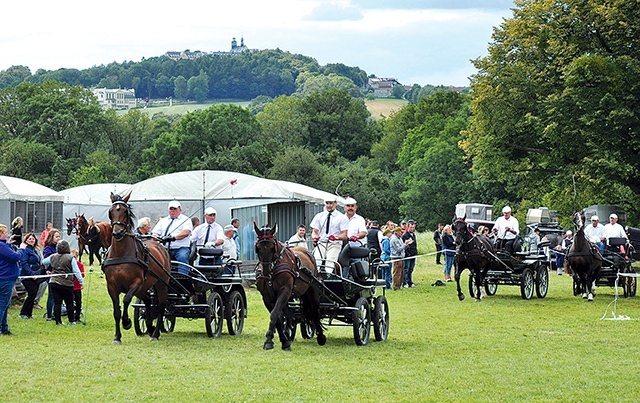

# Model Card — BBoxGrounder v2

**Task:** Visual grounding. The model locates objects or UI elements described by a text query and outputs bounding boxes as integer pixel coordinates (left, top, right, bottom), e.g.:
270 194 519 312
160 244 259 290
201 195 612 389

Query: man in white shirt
603 213 627 251
190 207 224 265
310 196 348 273
152 200 193 265
584 215 605 254
221 225 238 260
343 197 367 247
492 205 520 253
287 225 308 250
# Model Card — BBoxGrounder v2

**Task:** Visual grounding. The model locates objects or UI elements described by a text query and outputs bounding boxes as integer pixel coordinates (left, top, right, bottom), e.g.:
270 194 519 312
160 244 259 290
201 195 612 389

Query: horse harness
255 234 309 288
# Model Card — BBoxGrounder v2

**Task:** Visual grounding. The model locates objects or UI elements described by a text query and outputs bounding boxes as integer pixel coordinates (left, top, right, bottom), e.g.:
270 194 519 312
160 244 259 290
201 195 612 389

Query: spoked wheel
225 290 245 336
163 316 176 333
468 274 476 297
352 296 371 346
485 281 498 296
133 298 174 335
300 318 315 339
372 295 389 342
520 268 534 300
282 315 297 341
629 270 637 297
205 291 223 338
535 262 549 298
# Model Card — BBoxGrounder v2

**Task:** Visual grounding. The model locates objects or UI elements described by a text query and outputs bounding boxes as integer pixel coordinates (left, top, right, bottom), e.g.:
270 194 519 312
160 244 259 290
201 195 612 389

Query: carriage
300 243 390 346
586 237 637 298
131 245 247 338
470 248 550 300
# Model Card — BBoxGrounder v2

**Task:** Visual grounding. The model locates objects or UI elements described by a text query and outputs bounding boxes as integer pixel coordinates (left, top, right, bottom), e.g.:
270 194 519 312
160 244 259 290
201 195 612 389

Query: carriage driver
190 207 224 265
310 196 348 273
152 200 193 266
603 213 628 252
493 206 520 253
584 215 605 254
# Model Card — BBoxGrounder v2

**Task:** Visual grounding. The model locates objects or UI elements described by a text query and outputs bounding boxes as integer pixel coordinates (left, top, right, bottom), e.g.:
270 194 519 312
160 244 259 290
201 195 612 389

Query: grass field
4 232 640 401
365 98 408 119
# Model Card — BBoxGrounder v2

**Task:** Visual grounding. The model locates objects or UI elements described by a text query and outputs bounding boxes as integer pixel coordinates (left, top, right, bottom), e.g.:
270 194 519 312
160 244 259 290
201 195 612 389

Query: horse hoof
149 337 159 342
122 319 132 330
458 294 465 301
282 345 292 351
112 339 122 345
582 293 588 299
475 298 482 303
263 342 274 350
317 333 327 346
588 294 594 302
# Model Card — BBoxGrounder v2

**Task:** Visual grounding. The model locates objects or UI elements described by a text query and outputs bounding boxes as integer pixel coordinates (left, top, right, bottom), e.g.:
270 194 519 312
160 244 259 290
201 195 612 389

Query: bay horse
566 211 602 301
453 217 495 302
102 192 171 344
66 217 76 236
75 213 113 266
254 223 326 351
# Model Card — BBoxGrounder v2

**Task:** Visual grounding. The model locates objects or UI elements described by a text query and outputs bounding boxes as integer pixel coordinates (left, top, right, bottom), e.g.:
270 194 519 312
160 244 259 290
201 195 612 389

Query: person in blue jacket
19 232 44 319
0 224 26 335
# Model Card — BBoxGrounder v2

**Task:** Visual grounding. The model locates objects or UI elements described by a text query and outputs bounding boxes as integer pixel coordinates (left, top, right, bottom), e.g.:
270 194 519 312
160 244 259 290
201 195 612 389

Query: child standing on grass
71 249 85 323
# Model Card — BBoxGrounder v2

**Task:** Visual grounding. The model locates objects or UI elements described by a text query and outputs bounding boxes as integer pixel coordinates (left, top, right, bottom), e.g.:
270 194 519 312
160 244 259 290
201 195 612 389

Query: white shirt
604 222 627 240
310 209 348 242
221 236 237 259
584 222 605 243
287 234 308 250
347 213 367 247
493 215 519 240
152 214 193 249
191 222 224 246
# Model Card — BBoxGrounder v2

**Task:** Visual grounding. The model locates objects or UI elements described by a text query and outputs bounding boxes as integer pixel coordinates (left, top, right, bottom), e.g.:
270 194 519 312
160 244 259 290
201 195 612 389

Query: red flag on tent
230 179 238 185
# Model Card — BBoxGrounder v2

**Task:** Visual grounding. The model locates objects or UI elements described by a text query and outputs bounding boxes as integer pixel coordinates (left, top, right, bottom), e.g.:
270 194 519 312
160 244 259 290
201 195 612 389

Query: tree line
1 0 639 229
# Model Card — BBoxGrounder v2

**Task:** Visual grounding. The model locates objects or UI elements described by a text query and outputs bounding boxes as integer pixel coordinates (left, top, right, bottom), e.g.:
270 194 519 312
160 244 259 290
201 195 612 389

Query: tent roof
0 175 64 202
59 183 131 205
127 170 343 205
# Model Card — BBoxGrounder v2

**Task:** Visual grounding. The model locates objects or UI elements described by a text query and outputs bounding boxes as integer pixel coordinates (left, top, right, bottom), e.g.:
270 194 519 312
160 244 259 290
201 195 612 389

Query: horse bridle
454 219 488 258
109 200 132 241
255 233 296 280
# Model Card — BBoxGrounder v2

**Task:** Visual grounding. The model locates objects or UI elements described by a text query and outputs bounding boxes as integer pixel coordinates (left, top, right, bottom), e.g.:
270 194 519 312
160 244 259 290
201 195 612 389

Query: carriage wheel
300 318 315 339
485 281 498 296
629 270 637 297
282 315 297 341
468 274 476 297
133 299 146 336
352 297 371 346
163 316 176 333
372 295 389 342
535 263 549 298
205 291 223 338
225 290 245 336
520 268 534 300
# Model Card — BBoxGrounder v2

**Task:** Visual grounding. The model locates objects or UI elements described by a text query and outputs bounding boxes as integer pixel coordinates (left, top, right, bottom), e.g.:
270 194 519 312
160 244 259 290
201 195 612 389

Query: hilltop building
92 88 136 110
368 77 401 98
165 37 250 61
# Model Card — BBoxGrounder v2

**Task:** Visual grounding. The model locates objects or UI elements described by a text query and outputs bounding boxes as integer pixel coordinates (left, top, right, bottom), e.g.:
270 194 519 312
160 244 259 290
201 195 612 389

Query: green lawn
3 233 640 401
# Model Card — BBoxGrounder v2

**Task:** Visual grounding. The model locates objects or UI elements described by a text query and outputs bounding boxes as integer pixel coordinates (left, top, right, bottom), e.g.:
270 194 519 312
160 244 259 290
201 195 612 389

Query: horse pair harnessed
255 233 306 287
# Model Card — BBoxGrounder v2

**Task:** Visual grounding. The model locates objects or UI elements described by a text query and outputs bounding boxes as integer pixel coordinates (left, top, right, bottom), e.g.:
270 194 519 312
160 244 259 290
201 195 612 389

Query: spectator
42 228 61 321
11 216 23 246
366 220 383 258
555 230 573 275
135 217 151 235
493 206 520 253
18 232 44 319
433 223 444 265
191 216 200 229
39 222 52 247
310 196 348 273
152 200 193 265
389 227 407 290
70 249 85 323
85 217 102 266
1 223 26 335
584 215 605 254
441 224 456 282
380 228 392 289
402 219 418 288
288 225 308 250
41 240 84 325
231 218 240 258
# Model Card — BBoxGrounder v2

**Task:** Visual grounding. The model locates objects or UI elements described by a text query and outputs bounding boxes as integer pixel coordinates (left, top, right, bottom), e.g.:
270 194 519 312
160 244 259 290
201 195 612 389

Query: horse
75 213 113 266
254 223 326 351
65 217 76 236
453 217 495 302
102 192 171 344
566 211 602 301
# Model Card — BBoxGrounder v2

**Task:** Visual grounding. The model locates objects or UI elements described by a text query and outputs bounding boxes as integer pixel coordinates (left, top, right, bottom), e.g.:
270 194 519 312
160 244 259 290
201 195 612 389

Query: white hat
502 206 512 213
609 213 618 219
591 215 599 221
566 230 573 235
168 200 181 209
325 195 337 202
343 197 357 205
223 224 237 232
204 207 217 215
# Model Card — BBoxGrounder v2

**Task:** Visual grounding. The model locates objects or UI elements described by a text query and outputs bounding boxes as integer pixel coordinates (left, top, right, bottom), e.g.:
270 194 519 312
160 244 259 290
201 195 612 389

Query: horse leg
109 291 123 344
121 287 139 330
454 262 465 301
474 269 483 302
265 287 290 351
150 285 168 341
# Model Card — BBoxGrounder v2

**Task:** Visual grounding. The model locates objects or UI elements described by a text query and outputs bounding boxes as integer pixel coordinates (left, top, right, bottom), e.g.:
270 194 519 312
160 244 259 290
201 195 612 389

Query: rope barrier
601 272 638 321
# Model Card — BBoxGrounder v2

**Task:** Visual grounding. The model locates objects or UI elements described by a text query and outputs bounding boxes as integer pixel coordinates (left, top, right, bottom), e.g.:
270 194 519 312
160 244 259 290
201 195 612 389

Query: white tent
0 175 64 235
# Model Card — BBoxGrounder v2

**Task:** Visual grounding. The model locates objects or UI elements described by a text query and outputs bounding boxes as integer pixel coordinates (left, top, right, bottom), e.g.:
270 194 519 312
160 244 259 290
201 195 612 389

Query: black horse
254 223 326 351
566 211 602 301
453 217 495 302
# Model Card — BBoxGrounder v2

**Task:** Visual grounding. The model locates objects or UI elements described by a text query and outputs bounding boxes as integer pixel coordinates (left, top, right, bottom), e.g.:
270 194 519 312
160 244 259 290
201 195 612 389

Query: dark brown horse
102 192 171 344
566 211 602 301
254 223 325 351
75 213 112 266
453 217 495 302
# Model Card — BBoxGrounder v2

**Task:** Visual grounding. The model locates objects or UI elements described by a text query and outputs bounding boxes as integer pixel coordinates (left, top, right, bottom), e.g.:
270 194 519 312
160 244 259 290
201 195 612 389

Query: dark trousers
73 289 82 322
435 243 442 264
20 278 41 318
50 283 75 324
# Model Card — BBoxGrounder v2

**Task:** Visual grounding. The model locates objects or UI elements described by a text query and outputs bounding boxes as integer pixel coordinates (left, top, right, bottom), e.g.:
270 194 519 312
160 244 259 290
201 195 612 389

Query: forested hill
0 49 371 101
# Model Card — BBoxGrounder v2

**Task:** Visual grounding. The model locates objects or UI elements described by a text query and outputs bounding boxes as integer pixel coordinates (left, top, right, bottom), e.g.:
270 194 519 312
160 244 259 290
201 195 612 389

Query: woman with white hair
136 217 151 235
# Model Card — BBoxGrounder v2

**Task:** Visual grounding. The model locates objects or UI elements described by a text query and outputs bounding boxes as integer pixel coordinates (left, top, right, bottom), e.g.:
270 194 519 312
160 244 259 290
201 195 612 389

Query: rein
256 234 298 282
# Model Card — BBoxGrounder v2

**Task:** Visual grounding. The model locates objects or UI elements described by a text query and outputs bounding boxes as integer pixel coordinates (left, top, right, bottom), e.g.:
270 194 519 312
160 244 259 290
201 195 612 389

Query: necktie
204 224 211 244
164 218 175 236
326 211 331 234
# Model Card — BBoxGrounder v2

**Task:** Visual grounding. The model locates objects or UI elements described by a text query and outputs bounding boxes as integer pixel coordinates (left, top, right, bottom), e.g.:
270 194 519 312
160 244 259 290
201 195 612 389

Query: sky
1 0 515 87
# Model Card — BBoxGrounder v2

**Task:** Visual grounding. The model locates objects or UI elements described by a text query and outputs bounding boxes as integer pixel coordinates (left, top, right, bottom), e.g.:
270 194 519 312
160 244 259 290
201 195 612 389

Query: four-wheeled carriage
582 237 637 298
132 246 247 338
471 250 550 300
298 243 390 346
